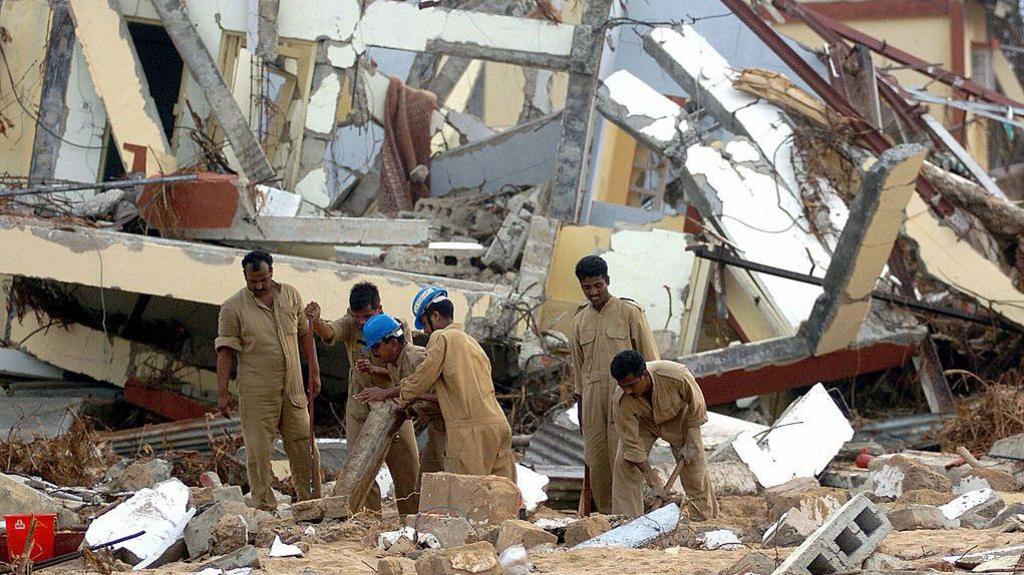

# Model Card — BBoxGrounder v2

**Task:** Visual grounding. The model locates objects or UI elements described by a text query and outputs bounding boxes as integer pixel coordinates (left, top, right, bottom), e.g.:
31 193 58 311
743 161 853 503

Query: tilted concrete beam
799 145 927 355
184 215 431 246
0 217 509 324
67 0 176 176
595 69 694 158
151 0 276 183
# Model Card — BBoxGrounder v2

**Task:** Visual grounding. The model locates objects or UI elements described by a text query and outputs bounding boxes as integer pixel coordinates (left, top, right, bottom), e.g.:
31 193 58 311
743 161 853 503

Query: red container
4 514 56 562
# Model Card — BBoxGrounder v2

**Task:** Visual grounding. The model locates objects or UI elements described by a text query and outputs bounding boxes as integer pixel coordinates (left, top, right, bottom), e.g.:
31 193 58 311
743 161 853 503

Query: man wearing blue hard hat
304 282 420 514
359 286 515 480
357 313 446 480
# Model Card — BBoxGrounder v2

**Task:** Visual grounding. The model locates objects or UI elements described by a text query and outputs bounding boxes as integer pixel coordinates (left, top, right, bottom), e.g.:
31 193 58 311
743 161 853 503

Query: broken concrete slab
888 504 958 531
940 488 1005 528
990 433 1024 460
0 473 80 528
414 541 502 575
186 215 432 246
595 69 692 157
185 500 264 558
481 193 535 272
494 519 557 553
770 494 891 575
799 145 927 354
429 111 561 197
383 242 486 278
563 515 612 547
694 529 743 551
0 348 64 379
574 503 679 549
954 467 1020 493
765 484 849 525
732 384 854 489
85 478 195 569
419 473 520 528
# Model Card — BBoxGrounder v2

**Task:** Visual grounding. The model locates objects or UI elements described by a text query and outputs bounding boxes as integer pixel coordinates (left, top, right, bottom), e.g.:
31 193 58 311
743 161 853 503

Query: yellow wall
541 224 612 332
591 122 637 205
0 0 50 178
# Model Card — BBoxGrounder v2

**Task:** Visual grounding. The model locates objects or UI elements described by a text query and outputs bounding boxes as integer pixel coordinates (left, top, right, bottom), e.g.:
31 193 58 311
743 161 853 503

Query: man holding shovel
609 350 719 520
215 249 321 510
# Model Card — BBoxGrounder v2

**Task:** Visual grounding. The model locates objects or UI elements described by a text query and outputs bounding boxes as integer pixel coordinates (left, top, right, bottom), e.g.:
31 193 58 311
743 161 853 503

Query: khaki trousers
581 379 618 513
344 400 421 515
419 424 447 477
239 377 317 510
611 429 719 520
445 421 516 482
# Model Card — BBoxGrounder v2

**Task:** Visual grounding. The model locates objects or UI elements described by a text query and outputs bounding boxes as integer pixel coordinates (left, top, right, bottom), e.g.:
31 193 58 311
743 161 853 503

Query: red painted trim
124 378 217 421
784 0 948 21
696 342 917 406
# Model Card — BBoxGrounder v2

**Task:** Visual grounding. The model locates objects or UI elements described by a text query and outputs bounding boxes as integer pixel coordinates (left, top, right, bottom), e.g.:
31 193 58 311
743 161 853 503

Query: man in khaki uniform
610 350 718 520
216 250 319 510
304 283 420 515
361 286 514 480
354 313 446 479
570 255 660 514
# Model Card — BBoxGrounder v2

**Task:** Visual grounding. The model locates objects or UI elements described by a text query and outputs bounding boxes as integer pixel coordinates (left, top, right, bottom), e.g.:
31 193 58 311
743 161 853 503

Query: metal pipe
0 174 198 198
689 245 1024 334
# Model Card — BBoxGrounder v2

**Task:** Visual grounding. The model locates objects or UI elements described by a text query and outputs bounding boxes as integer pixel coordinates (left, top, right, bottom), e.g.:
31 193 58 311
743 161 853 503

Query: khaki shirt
399 323 505 429
387 344 444 432
615 360 708 464
215 282 309 408
322 313 408 419
571 296 660 395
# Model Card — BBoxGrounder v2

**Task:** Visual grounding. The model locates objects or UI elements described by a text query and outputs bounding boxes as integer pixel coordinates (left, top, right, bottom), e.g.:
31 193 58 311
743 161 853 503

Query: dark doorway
100 21 184 181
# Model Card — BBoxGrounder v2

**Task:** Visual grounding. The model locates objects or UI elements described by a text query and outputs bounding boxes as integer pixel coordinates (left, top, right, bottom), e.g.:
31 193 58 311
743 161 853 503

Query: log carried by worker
214 249 320 510
305 283 420 515
610 350 719 520
359 285 516 481
570 255 660 514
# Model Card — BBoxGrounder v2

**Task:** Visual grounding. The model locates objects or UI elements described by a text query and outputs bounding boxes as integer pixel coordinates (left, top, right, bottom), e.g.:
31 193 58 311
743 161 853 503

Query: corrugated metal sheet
97 416 242 455
522 408 584 467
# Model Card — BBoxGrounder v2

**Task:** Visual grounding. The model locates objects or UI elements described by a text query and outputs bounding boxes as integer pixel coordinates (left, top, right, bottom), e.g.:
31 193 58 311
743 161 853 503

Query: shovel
303 316 322 498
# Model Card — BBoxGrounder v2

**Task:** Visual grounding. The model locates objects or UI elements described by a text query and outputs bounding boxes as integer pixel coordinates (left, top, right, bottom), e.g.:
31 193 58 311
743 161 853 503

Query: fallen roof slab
0 217 508 323
0 348 64 380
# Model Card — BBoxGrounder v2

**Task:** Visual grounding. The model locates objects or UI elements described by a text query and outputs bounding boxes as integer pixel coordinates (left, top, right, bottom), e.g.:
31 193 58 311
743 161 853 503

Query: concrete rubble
3 0 1024 574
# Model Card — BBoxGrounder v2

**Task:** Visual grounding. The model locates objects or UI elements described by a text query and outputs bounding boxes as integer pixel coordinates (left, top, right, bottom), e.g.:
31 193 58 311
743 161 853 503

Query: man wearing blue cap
358 314 446 481
304 283 420 514
359 286 515 480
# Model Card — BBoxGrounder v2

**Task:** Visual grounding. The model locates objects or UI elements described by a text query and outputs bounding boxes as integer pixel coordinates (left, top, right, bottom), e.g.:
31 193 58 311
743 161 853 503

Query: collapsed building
5 0 1024 573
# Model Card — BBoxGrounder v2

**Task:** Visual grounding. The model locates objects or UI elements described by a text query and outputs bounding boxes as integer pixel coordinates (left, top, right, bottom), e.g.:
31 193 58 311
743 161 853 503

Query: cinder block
770 494 891 575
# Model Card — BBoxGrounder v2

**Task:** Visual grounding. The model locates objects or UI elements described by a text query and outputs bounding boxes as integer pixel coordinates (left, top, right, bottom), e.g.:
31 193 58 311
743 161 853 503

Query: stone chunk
954 467 1020 492
990 433 1024 460
189 487 214 508
762 508 818 547
940 488 1005 528
405 514 472 548
214 485 245 503
764 482 849 524
200 471 223 488
199 544 261 571
103 459 173 492
888 505 958 531
708 462 758 496
184 501 262 558
414 541 502 575
379 556 416 575
290 495 350 522
419 473 520 527
494 519 557 552
210 512 249 555
867 454 952 498
563 515 612 547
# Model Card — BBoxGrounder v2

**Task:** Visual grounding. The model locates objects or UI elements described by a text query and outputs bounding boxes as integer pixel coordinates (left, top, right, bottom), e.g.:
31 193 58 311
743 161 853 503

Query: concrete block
419 473 520 528
189 487 214 508
210 513 249 555
762 508 819 547
770 494 892 575
494 519 557 552
708 461 759 496
184 501 261 558
414 541 502 575
379 556 416 575
383 243 486 278
290 495 350 523
405 514 472 548
563 515 612 547
888 505 958 531
574 504 679 549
